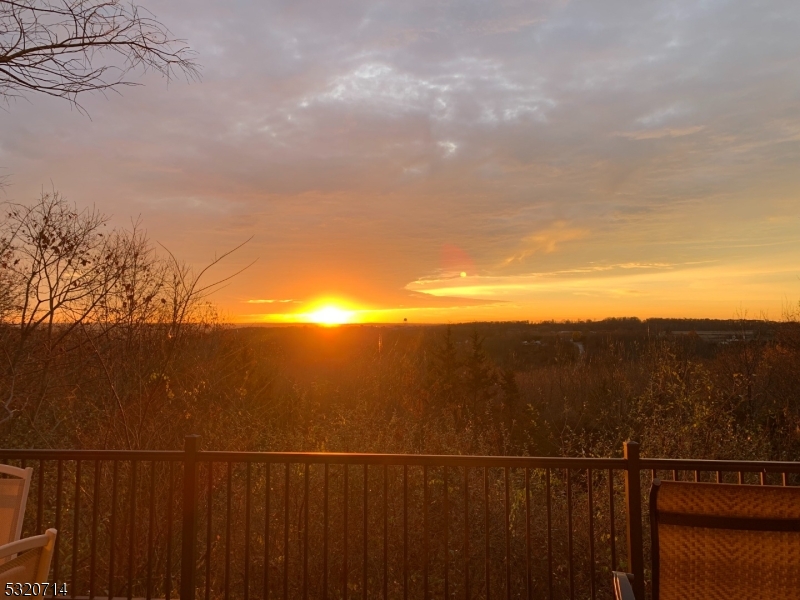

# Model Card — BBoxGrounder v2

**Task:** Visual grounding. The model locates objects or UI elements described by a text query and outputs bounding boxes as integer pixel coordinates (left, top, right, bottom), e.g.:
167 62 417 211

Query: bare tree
0 191 253 434
0 0 198 109
0 191 131 421
0 203 21 321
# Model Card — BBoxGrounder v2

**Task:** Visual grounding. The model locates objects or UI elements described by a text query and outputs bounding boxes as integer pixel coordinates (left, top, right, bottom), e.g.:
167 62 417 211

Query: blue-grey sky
2 0 799 322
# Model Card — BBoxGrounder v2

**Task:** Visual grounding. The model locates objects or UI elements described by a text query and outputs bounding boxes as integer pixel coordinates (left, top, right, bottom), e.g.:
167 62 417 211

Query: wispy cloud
406 260 798 310
502 221 589 266
616 126 705 140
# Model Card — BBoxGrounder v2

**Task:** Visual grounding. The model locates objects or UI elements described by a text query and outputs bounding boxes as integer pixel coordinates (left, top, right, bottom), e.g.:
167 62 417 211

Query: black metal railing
1 439 799 600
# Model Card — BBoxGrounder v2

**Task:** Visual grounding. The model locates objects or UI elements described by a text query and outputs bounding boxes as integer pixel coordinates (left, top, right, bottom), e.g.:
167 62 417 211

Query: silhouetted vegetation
1 193 799 460
2 194 798 463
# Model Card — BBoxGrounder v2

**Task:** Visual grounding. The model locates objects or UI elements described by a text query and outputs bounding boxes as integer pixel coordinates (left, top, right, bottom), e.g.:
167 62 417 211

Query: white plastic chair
0 529 57 594
0 465 33 548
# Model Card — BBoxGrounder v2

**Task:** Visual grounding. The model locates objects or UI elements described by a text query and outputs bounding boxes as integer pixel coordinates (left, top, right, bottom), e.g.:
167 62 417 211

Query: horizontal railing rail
199 451 627 469
0 439 797 600
0 449 184 460
641 457 800 472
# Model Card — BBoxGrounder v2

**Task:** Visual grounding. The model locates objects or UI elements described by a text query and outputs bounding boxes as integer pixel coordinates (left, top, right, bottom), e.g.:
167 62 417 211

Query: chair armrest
612 571 637 600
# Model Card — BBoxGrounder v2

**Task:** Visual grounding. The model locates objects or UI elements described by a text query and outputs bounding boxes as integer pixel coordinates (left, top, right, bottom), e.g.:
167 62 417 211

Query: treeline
2 194 800 463
436 316 770 334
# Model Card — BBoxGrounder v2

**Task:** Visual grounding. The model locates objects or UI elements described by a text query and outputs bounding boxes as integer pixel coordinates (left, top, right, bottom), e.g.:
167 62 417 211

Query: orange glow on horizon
306 305 355 326
258 299 364 326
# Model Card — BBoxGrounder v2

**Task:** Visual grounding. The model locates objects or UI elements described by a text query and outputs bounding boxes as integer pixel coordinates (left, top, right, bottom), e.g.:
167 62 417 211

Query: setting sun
306 306 355 326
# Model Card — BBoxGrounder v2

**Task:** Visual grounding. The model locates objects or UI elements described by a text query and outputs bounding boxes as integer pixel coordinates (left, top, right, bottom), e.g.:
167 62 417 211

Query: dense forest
2 194 800 462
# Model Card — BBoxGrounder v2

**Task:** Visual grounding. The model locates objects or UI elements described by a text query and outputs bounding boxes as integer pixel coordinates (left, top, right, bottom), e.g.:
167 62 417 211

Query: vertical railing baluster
716 471 722 484
206 462 213 600
181 435 200 600
323 463 328 600
484 467 489 600
109 460 119 600
608 469 616 573
464 466 470 600
402 465 407 600
567 469 574 600
344 464 349 600
424 464 429 600
147 461 156 600
546 468 552 600
36 460 44 533
284 463 290 600
245 463 252 600
783 472 788 486
304 463 309 600
165 461 175 600
90 461 101 599
760 471 766 485
444 466 449 600
363 464 368 600
525 468 531 600
382 464 387 600
504 467 510 600
54 460 63 583
128 460 137 600
587 469 596 600
265 462 271 600
73 459 82 595
225 462 232 600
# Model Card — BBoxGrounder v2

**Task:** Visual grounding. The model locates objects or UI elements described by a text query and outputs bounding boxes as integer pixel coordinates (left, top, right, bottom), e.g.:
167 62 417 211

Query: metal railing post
624 441 645 599
181 435 201 600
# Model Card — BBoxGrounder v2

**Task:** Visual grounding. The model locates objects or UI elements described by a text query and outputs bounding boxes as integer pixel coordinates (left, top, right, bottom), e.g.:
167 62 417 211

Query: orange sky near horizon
2 0 799 325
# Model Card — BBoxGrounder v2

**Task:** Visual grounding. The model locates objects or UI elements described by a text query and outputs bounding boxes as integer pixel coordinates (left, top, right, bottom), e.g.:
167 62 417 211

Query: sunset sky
2 0 799 324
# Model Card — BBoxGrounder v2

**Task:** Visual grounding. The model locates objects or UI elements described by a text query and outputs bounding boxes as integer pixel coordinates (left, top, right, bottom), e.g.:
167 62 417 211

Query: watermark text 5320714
4 583 67 596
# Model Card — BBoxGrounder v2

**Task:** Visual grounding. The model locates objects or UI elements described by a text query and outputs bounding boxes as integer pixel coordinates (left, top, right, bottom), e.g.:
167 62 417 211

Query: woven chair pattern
0 546 44 587
0 478 27 546
655 481 800 600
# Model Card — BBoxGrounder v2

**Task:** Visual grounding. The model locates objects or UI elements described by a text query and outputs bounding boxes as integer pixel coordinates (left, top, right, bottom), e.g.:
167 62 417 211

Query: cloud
502 221 589 266
437 140 458 156
405 260 799 315
616 126 705 140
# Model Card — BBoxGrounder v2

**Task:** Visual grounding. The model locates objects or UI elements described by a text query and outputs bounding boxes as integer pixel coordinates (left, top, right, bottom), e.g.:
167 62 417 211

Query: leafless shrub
0 190 249 440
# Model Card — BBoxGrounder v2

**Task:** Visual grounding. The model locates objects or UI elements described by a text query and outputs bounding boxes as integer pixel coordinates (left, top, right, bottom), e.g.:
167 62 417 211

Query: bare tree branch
0 0 199 111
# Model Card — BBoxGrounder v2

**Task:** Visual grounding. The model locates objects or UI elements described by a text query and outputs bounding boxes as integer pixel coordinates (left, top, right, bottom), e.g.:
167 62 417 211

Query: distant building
670 330 756 343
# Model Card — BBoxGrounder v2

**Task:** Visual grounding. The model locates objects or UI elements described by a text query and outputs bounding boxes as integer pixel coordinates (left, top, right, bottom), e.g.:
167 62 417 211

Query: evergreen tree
464 330 495 414
428 326 460 410
500 366 520 413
